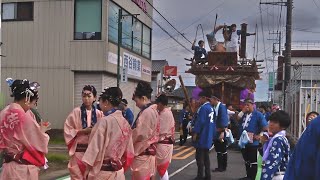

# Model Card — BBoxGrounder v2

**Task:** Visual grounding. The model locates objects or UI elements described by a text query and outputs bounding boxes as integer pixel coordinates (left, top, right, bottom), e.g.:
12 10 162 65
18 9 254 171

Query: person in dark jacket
192 89 215 180
179 102 192 146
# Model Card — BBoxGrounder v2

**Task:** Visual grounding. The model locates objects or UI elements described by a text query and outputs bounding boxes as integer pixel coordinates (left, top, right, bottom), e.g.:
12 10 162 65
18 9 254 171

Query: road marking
172 147 195 159
173 149 196 160
169 145 215 178
169 159 196 178
173 145 187 151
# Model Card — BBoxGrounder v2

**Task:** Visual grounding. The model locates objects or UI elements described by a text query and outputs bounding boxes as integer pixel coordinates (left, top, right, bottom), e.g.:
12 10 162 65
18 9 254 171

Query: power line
312 0 320 8
293 29 320 33
177 1 226 33
259 1 269 74
152 0 226 48
143 10 193 54
145 0 192 44
153 44 181 53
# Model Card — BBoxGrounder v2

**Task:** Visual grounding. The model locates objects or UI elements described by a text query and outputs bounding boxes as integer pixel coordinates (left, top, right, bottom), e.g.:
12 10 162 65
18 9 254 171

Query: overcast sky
151 0 320 101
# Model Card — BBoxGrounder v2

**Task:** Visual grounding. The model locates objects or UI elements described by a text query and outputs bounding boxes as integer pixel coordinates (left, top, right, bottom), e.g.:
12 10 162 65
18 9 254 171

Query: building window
2 2 33 21
142 25 151 59
74 0 102 40
108 1 120 42
133 17 142 54
108 1 152 59
121 11 132 49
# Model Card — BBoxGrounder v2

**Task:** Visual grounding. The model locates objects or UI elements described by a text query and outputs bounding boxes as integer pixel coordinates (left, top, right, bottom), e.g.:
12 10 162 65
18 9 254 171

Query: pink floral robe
131 104 160 180
156 107 175 177
0 103 49 180
82 110 134 180
64 107 103 180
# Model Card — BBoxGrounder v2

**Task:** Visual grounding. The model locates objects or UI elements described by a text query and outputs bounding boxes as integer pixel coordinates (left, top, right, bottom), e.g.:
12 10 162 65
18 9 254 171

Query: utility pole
283 0 293 110
117 10 139 88
117 9 123 88
260 0 292 109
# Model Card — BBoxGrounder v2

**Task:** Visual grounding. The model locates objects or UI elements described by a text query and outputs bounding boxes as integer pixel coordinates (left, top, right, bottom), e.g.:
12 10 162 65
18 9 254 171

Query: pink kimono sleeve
16 109 49 154
64 108 80 152
14 109 49 166
82 119 109 167
122 134 134 172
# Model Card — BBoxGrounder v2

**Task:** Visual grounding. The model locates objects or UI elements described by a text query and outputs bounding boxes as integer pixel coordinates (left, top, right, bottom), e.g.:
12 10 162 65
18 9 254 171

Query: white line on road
169 159 196 178
169 145 215 178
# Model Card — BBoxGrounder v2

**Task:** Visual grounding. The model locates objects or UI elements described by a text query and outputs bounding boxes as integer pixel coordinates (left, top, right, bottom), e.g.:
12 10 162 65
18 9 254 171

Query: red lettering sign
132 0 147 13
164 66 177 76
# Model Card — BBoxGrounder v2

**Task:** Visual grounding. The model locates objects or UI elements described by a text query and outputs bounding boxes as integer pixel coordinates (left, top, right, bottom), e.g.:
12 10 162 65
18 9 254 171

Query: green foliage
46 153 69 163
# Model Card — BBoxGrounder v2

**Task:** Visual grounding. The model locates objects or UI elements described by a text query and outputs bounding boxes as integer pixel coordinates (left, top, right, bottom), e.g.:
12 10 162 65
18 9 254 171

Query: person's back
159 107 175 139
82 110 133 179
284 116 320 180
194 102 216 149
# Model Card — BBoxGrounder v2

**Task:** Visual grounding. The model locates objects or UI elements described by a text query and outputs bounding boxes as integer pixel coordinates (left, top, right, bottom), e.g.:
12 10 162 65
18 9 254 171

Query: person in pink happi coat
82 87 134 180
64 85 103 179
131 82 160 180
155 94 175 180
0 79 50 180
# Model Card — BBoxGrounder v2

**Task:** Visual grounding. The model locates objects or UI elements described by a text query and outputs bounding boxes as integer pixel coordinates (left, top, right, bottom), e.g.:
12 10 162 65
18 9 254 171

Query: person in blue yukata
119 99 134 126
259 105 271 121
192 89 215 180
284 116 320 180
179 102 192 146
237 98 268 180
209 94 229 172
261 110 291 180
191 40 208 65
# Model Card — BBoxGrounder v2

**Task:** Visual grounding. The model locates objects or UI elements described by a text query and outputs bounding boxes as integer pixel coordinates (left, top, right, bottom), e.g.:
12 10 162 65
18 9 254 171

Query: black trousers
195 148 211 179
241 145 259 180
179 125 188 145
214 139 228 170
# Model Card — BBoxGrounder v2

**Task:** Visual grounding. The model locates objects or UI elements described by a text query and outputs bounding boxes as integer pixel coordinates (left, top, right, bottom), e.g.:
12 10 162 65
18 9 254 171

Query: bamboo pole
179 75 195 114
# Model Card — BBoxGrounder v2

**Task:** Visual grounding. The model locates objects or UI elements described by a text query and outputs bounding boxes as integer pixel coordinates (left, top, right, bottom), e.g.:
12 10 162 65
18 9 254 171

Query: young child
261 110 291 180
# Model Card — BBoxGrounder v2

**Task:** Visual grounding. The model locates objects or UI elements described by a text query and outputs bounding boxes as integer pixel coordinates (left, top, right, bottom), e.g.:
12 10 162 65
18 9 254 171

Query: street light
117 9 139 88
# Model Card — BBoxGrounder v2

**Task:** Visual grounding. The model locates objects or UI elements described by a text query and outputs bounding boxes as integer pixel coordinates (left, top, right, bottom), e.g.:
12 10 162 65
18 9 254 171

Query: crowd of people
0 79 176 180
179 87 320 180
0 78 319 180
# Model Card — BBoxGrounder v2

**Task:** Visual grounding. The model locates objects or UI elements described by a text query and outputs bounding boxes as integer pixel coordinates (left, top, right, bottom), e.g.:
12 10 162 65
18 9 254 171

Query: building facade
1 0 153 128
274 50 320 105
151 60 167 101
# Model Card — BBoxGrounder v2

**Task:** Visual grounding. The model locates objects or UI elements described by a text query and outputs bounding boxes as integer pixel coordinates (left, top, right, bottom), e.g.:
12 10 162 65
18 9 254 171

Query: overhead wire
140 2 193 54
312 0 320 8
145 0 193 44
151 0 226 49
259 1 269 74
